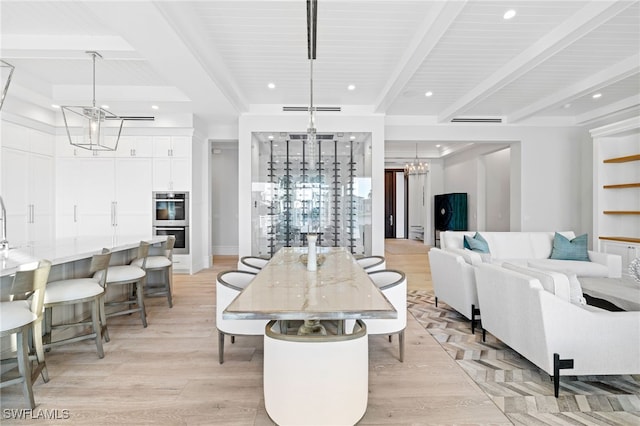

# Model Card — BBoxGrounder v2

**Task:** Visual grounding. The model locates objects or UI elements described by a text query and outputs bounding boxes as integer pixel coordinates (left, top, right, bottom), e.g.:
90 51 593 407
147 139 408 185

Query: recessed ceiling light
101 104 109 109
436 144 441 148
350 136 356 140
503 9 516 20
268 82 276 89
347 84 356 91
563 103 571 109
51 104 60 109
268 135 274 140
151 105 159 110
425 91 433 97
592 93 602 99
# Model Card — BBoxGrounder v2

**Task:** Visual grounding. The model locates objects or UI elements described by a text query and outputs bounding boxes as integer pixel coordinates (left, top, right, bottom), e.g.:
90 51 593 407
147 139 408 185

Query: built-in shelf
599 236 640 244
603 154 640 163
603 211 640 215
603 183 640 189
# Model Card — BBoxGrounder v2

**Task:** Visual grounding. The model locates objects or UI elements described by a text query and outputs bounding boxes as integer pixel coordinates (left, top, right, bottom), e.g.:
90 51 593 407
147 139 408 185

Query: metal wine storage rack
253 136 370 257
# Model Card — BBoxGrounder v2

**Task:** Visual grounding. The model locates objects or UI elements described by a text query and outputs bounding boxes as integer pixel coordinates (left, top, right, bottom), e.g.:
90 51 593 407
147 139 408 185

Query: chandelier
404 143 428 176
61 51 154 151
0 60 15 111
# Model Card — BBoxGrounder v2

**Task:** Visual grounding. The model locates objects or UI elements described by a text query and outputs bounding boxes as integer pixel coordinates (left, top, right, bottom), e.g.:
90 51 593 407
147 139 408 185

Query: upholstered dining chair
0 259 51 408
132 236 175 307
44 250 111 358
98 241 149 328
356 255 386 272
237 256 269 273
216 270 266 364
348 269 407 362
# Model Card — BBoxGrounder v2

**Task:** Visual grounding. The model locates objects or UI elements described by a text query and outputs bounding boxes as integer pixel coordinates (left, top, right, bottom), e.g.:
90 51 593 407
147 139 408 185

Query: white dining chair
348 269 407 362
237 256 269 273
356 255 386 272
216 270 266 364
0 260 51 409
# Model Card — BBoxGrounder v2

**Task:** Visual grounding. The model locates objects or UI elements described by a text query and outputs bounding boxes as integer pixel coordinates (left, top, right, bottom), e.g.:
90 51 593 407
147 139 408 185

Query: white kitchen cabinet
56 156 152 238
116 136 154 158
152 136 191 158
152 157 191 191
1 122 54 245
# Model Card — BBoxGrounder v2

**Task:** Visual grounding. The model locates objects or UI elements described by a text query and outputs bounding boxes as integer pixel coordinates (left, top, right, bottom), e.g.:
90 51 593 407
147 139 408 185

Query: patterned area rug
407 290 640 426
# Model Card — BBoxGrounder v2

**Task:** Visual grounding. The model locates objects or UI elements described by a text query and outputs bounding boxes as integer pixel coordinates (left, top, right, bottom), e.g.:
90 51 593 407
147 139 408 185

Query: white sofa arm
588 250 622 278
445 247 483 266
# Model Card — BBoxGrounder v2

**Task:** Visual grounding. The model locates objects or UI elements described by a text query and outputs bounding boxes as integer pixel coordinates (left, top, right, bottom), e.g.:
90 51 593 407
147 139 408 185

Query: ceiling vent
282 106 341 112
451 117 503 123
289 133 334 140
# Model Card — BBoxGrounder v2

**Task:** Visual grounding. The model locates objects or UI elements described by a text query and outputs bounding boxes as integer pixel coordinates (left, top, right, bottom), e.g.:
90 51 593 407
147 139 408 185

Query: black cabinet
434 193 467 246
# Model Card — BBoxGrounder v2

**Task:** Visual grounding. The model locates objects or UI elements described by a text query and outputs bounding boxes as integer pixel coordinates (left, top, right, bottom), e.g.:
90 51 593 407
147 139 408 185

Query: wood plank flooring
1 240 509 425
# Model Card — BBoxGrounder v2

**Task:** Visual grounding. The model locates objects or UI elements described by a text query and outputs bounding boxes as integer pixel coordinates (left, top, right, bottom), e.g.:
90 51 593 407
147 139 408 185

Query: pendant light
0 60 15 111
404 143 428 176
61 51 154 151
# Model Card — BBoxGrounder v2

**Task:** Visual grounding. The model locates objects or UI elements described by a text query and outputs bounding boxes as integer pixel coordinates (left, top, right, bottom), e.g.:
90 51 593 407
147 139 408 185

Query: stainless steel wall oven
153 192 189 254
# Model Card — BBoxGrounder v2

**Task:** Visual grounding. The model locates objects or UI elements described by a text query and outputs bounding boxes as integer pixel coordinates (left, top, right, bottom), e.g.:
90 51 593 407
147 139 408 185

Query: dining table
223 246 397 425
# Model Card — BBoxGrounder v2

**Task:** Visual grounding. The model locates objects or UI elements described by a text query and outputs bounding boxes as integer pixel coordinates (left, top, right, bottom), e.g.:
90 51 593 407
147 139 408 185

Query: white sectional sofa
428 248 481 332
441 231 621 278
474 262 640 397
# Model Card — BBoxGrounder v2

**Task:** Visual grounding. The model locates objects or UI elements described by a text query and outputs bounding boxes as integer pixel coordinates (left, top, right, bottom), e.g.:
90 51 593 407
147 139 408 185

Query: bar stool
356 255 386 272
237 256 269 273
216 270 266 363
99 241 149 327
132 236 175 307
1 260 51 408
44 251 111 358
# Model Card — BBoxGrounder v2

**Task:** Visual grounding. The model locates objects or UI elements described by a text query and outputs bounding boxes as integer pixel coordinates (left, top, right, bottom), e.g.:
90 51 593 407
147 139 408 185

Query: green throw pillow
549 232 590 262
463 232 490 253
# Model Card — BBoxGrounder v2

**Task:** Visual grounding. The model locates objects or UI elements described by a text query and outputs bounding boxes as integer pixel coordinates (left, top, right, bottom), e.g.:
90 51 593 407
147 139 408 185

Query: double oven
152 192 189 254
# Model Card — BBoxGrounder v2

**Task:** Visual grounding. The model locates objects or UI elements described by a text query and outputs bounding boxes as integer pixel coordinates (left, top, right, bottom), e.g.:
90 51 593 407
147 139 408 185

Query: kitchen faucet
0 195 8 251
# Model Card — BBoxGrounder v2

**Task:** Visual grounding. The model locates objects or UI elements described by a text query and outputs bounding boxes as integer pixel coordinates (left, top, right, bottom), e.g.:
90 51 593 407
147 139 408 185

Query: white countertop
0 235 166 277
224 247 396 320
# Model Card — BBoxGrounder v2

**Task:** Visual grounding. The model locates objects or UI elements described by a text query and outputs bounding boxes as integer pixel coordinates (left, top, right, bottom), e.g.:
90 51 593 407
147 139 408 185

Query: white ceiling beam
1 34 135 54
437 0 635 123
575 94 640 125
81 1 240 124
508 54 640 123
374 1 467 113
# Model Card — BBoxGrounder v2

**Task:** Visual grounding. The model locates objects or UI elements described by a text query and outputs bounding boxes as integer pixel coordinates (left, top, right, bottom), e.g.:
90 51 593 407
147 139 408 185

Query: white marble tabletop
224 247 397 320
0 235 166 277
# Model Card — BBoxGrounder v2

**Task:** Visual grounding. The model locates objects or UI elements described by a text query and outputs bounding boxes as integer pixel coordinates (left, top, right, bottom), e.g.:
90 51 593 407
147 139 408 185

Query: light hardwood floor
1 240 510 425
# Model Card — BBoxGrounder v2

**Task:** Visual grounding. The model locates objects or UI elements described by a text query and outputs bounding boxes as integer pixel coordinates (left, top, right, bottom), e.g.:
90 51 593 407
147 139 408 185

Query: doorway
384 169 408 239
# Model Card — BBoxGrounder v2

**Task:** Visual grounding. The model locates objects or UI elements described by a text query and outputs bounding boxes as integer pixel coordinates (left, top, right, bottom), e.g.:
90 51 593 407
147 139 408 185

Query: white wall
395 171 405 238
386 119 593 237
484 148 510 231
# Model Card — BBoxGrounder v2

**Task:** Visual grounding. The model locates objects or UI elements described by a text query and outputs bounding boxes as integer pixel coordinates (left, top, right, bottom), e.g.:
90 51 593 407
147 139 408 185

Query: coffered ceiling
2 0 639 142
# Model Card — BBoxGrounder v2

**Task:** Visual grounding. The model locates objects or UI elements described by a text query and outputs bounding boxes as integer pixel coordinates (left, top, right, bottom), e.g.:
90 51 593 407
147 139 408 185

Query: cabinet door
115 136 136 158
170 136 191 157
152 158 172 191
152 136 172 157
114 158 152 237
75 159 115 236
170 158 191 191
29 153 54 242
1 148 29 244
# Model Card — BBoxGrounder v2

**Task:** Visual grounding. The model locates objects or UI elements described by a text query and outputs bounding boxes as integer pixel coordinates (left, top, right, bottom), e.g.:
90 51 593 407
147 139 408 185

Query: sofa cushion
502 263 571 303
463 232 489 253
527 258 608 278
549 232 589 261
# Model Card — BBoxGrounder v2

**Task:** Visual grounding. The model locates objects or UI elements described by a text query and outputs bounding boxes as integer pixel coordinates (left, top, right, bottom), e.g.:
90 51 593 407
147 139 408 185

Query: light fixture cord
92 52 96 108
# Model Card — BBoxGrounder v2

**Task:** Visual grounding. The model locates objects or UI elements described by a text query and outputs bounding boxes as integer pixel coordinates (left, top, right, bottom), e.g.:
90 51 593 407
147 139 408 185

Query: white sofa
441 231 621 278
428 248 481 332
474 262 640 397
